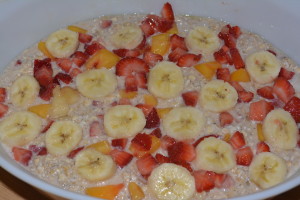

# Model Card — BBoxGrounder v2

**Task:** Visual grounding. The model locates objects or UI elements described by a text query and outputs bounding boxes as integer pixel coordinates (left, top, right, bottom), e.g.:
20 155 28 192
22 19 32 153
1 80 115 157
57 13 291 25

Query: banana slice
163 107 205 140
110 23 143 49
0 111 42 147
262 109 298 150
45 29 79 58
76 68 117 100
10 75 40 107
200 80 238 112
249 152 287 189
245 50 281 84
104 105 146 138
148 61 184 99
148 163 195 200
185 26 220 54
45 121 82 156
195 137 236 173
75 148 116 181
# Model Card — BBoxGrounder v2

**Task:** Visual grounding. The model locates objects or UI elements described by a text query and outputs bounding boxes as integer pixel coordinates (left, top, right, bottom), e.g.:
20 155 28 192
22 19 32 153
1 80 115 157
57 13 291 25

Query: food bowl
0 0 300 199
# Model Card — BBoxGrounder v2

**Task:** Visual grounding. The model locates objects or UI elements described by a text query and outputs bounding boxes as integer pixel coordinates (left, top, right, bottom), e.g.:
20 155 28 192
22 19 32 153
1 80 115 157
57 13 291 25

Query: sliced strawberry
33 59 53 87
147 14 173 33
177 53 201 67
69 68 82 77
229 26 242 39
84 41 105 55
15 60 22 65
230 48 245 69
193 170 215 193
12 147 32 166
116 57 149 76
238 91 254 103
216 68 230 82
214 49 230 64
113 49 140 58
67 146 84 159
135 35 147 50
219 111 234 127
229 81 245 92
168 47 187 62
143 51 163 67
150 128 162 138
279 67 295 80
170 34 188 51
56 58 72 73
0 103 8 118
249 100 274 121
140 18 156 37
131 133 152 151
136 154 158 176
168 141 196 162
41 120 54 134
118 98 131 105
125 76 138 92
71 51 89 67
145 108 160 129
135 104 154 116
53 73 72 84
236 146 253 166
173 160 193 172
155 153 171 164
284 96 300 123
135 73 147 89
161 2 175 21
256 142 270 154
78 33 93 44
229 131 246 149
89 121 102 137
0 88 6 103
193 135 218 147
39 83 58 101
28 145 47 156
267 49 277 56
219 25 236 49
272 78 295 103
111 138 128 150
257 86 274 99
161 135 176 150
100 19 112 29
110 149 133 168
34 58 51 70
215 174 234 188
182 91 199 107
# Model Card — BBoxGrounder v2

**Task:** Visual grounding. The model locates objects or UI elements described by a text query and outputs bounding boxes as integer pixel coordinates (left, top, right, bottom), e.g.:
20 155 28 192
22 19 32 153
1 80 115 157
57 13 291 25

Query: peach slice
119 90 137 99
85 184 124 200
67 25 87 34
157 107 172 119
143 94 158 106
60 86 80 104
85 49 120 69
38 41 54 59
151 33 170 56
257 123 265 141
230 68 250 82
128 182 145 200
194 61 222 80
130 135 161 158
28 104 51 118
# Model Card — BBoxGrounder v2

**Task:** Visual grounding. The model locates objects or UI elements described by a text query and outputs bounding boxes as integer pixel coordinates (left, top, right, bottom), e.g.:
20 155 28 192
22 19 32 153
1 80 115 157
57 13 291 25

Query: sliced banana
45 121 82 156
148 163 195 200
110 23 143 49
10 75 40 107
45 29 79 58
200 80 238 112
195 137 236 173
185 26 220 54
148 61 184 99
0 111 42 147
249 152 287 189
245 50 281 84
75 148 116 182
163 107 205 140
262 109 298 150
104 105 146 138
76 68 117 100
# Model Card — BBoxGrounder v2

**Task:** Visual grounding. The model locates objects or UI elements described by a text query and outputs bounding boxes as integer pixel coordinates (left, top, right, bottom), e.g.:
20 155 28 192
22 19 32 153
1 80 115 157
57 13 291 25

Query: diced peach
119 90 137 99
87 140 111 154
28 104 51 118
128 182 145 200
38 41 54 59
151 33 170 56
67 25 87 34
256 123 265 141
60 86 80 104
194 61 222 80
144 94 158 106
157 107 172 119
130 135 161 158
223 133 231 142
85 49 120 69
230 69 250 82
85 184 124 200
166 23 179 34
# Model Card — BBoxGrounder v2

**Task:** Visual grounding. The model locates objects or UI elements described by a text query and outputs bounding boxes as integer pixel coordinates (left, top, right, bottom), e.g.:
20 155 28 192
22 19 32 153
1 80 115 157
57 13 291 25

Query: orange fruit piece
119 90 137 99
28 104 51 118
257 123 265 141
157 107 172 119
86 184 124 200
194 61 222 80
85 49 120 69
144 94 158 106
38 41 54 59
128 182 145 200
151 33 170 56
87 141 111 154
130 135 161 158
166 23 178 34
67 25 87 34
230 68 250 82
223 133 231 142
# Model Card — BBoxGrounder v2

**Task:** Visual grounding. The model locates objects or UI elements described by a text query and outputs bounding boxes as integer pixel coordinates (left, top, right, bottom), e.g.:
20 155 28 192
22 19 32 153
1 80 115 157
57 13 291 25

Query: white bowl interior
0 0 300 200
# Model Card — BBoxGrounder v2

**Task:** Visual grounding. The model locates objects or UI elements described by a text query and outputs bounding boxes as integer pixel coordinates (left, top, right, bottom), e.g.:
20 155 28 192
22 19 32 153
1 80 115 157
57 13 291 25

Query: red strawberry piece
177 53 201 67
70 68 82 77
143 51 163 67
278 67 295 80
193 134 218 147
12 147 32 166
118 98 131 105
214 49 230 64
216 68 230 82
136 154 158 176
135 104 154 116
136 73 147 89
182 91 199 107
116 57 149 77
230 48 245 69
135 35 147 50
67 146 84 159
161 135 176 150
56 58 72 73
34 58 51 70
145 108 160 129
110 149 133 168
193 170 216 193
78 33 93 44
131 133 152 151
236 146 253 166
219 111 234 127
113 49 140 58
161 2 175 21
284 96 300 123
215 174 234 188
229 131 246 149
256 142 270 154
125 76 138 92
0 88 6 103
71 51 89 67
168 141 196 162
173 160 193 173
218 25 230 39
113 49 129 57
33 60 53 87
229 81 244 92
219 25 236 49
249 100 274 121
0 103 8 118
168 47 188 62
101 19 112 29
89 121 102 137
170 34 188 51
257 86 274 99
41 120 54 133
111 138 128 150
147 14 173 33
150 128 162 138
28 145 47 156
155 153 171 164
39 83 58 101
140 18 156 37
238 91 254 103
272 78 295 103
267 49 277 56
53 73 72 84
229 26 242 39
84 41 105 55
15 60 22 65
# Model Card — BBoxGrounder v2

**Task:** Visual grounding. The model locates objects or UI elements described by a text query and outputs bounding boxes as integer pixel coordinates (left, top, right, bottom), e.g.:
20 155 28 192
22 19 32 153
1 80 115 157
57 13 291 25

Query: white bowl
0 0 300 200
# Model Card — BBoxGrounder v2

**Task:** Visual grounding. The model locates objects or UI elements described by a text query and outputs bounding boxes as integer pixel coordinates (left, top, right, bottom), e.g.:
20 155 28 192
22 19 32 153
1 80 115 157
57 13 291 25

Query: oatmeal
0 2 300 200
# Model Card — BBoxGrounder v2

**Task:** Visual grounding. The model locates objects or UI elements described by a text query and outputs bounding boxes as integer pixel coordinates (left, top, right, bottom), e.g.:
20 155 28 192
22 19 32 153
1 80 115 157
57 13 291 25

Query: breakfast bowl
0 0 300 200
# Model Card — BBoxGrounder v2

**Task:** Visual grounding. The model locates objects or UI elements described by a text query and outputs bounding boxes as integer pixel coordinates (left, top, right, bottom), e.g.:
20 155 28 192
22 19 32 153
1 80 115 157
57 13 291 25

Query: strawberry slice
229 26 242 39
193 170 215 193
41 120 54 133
145 108 160 129
67 146 84 159
215 173 234 188
257 86 274 99
71 51 89 67
284 96 300 123
219 25 237 49
135 104 154 116
100 19 112 29
278 67 295 80
118 98 131 105
131 133 152 151
177 53 201 67
238 91 254 103
168 47 187 62
161 2 175 21
113 49 140 58
39 83 58 101
111 138 128 150
125 76 138 92
84 41 105 55
70 68 82 77
0 88 6 103
155 153 171 164
110 149 133 168
53 73 72 84
56 58 72 73
28 145 47 156
236 146 253 166
143 51 163 67
256 142 270 154
135 73 147 89
272 78 295 103
12 147 32 166
34 59 53 87
34 58 51 70
216 68 230 82
214 48 231 64
249 100 274 121
173 160 193 172
170 34 188 51
78 33 93 44
0 103 8 118
182 91 199 107
229 81 244 92
116 57 149 77
161 135 176 150
168 141 196 162
219 111 234 127
193 135 218 147
230 48 245 69
89 121 103 137
136 154 158 176
229 131 246 149
150 128 162 138
15 60 22 65
140 18 156 37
